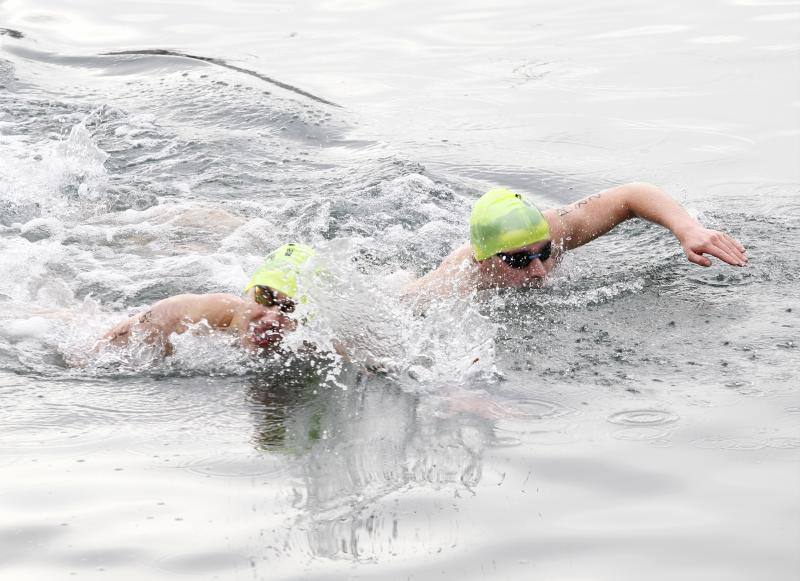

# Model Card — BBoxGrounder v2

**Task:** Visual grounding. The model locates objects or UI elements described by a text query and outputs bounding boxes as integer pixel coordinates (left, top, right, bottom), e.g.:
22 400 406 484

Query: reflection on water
2 0 799 578
246 367 494 561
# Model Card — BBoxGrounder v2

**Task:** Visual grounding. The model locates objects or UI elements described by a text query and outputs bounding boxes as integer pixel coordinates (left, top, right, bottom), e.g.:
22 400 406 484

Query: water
1 0 799 579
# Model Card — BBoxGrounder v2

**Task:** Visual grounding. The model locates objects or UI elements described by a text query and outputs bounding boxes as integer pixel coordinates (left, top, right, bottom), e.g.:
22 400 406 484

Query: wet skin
100 289 298 356
403 182 748 301
474 239 556 289
238 295 297 351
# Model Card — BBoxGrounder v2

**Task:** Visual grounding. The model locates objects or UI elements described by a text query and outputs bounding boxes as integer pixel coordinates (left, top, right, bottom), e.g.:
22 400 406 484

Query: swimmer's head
242 243 314 350
244 243 316 300
470 188 550 261
247 309 297 350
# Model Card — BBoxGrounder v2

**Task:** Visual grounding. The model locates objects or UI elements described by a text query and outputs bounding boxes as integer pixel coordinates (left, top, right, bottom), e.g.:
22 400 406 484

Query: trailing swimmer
404 182 748 297
98 243 314 356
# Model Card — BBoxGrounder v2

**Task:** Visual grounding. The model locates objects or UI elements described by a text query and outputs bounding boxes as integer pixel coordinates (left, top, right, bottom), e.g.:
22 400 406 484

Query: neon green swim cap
243 243 315 299
469 188 550 261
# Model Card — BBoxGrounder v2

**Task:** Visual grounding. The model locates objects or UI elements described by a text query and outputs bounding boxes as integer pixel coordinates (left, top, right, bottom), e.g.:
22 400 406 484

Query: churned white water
1 1 798 579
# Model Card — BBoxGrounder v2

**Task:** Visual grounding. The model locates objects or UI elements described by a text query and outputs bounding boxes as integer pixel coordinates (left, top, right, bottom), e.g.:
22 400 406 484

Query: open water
1 1 799 579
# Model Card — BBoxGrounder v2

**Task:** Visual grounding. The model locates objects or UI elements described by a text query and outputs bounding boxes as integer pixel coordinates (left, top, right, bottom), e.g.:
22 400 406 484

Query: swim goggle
496 241 552 269
253 285 296 313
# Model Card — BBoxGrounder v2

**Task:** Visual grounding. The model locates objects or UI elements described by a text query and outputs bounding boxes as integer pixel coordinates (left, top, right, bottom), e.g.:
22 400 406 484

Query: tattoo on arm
575 193 602 209
557 193 602 216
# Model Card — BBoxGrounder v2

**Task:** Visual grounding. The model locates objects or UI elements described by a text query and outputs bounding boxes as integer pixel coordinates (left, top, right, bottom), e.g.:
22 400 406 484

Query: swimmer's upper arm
100 295 198 345
98 293 241 352
545 186 633 251
145 293 239 334
181 293 241 330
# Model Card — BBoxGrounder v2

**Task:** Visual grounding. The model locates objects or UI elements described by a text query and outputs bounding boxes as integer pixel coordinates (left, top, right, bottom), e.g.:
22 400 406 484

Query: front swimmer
403 183 747 298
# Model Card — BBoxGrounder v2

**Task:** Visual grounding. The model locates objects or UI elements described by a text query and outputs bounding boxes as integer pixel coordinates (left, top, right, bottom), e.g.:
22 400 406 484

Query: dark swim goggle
253 285 296 313
496 241 552 269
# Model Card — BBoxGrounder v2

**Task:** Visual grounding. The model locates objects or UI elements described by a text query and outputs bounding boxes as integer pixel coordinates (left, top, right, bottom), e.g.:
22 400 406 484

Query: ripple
512 398 574 419
176 451 286 478
767 437 800 449
689 35 745 44
66 399 216 425
686 271 756 287
753 11 800 20
0 386 218 454
492 436 522 447
0 415 123 454
495 421 581 445
591 25 689 40
612 427 670 441
692 437 767 450
724 380 764 396
607 409 679 427
157 552 252 574
734 0 800 7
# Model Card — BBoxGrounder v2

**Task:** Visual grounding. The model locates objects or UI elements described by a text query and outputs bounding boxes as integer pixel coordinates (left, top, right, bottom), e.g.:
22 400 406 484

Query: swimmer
98 243 315 356
404 182 747 297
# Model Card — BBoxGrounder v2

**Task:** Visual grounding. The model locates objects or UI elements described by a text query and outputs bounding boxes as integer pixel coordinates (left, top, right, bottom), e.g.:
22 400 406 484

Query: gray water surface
1 1 799 579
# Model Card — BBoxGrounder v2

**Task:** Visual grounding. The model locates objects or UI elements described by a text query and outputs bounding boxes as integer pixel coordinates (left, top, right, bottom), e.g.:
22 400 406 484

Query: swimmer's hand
678 225 747 267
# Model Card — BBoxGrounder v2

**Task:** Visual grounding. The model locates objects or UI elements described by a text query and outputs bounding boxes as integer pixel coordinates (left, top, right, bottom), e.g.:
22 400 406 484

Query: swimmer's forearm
619 182 699 239
551 182 701 251
613 182 747 266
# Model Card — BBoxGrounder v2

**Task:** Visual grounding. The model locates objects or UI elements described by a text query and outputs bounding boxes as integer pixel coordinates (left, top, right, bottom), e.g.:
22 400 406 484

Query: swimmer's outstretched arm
98 293 241 355
545 182 747 267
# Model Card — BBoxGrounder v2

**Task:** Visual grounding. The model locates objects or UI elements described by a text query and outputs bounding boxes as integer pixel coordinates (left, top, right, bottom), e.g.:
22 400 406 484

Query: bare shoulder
401 243 474 300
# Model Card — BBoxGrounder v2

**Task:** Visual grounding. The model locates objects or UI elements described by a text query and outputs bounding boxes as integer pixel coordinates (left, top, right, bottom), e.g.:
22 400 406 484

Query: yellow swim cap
244 243 315 298
469 188 550 261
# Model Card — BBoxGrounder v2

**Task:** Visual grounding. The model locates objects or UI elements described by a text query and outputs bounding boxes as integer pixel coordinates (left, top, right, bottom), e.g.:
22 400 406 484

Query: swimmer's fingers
726 233 746 254
703 231 747 266
685 248 712 267
700 239 742 266
682 228 747 267
719 234 748 265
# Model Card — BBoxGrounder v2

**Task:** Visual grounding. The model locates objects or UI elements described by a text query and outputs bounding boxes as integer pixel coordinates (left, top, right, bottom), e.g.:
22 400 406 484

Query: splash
0 121 108 221
279 241 500 388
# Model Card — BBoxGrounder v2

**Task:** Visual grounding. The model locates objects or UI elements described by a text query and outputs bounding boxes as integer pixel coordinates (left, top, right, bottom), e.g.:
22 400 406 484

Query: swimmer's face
476 240 555 289
241 290 298 350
